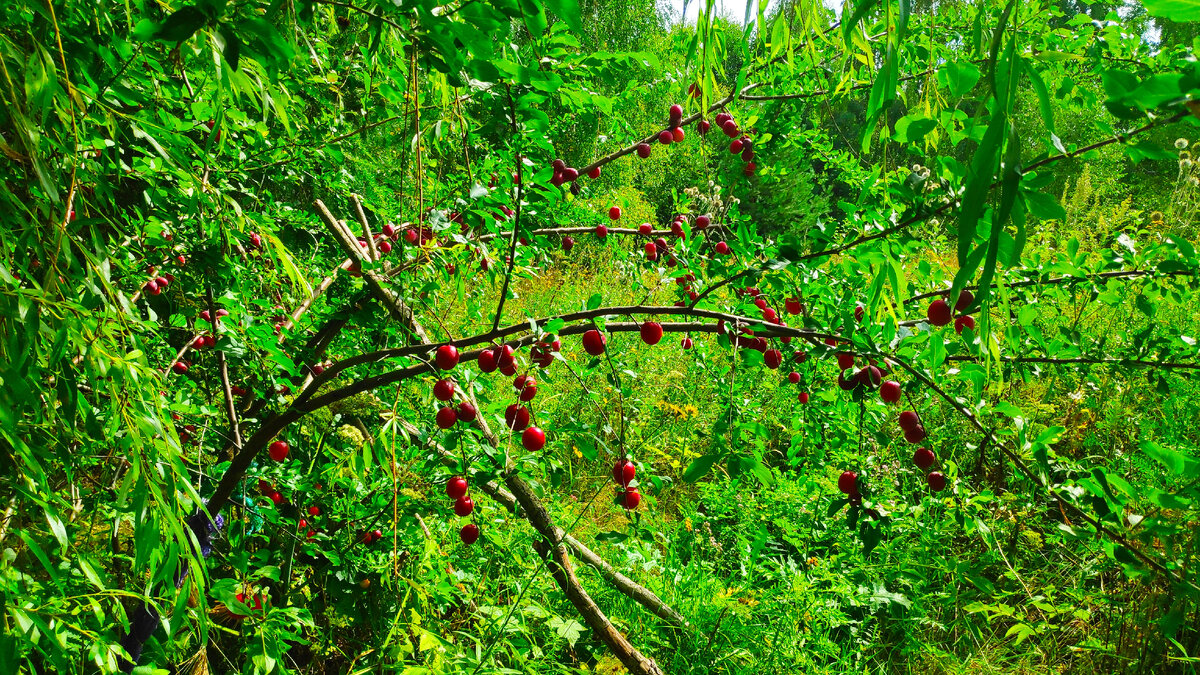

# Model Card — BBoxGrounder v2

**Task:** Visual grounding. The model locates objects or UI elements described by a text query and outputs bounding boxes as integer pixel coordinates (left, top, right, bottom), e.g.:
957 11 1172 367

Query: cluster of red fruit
446 475 480 544
297 504 320 540
360 528 385 545
171 412 199 445
897 411 946 491
230 590 264 618
432 343 549 452
713 112 756 176
142 270 174 296
549 158 600 186
927 290 977 334
612 458 640 510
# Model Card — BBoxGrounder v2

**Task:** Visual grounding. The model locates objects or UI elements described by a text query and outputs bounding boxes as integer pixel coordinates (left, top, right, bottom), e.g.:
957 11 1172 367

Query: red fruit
199 309 212 322
640 322 664 345
436 407 458 429
435 345 460 370
955 315 976 334
268 441 289 461
880 380 902 404
669 103 683 119
454 495 475 517
257 479 273 494
837 352 855 370
499 360 518 376
382 222 398 237
798 392 810 404
269 492 284 506
519 384 537 402
513 374 534 391
552 159 566 172
447 476 468 499
837 370 858 391
156 276 169 288
433 379 455 401
404 229 418 244
722 119 738 136
764 349 783 369
698 120 711 134
681 337 694 349
522 426 546 451
298 519 307 529
671 221 684 238
562 236 575 251
172 361 189 374
658 130 673 144
762 307 778 323
478 349 497 373
838 471 858 494
608 206 622 220
729 139 743 154
308 506 320 516
955 289 974 312
787 371 800 384
913 447 936 470
743 162 756 176
595 224 608 238
927 471 947 492
372 529 383 542
898 411 921 431
854 305 864 322
582 329 606 356
715 241 730 255
562 167 579 182
644 242 658 261
754 298 768 310
460 523 480 545
672 127 685 143
927 299 952 326
621 462 636 486
695 215 711 229
904 425 927 444
588 166 601 179
636 143 652 158
457 402 478 422
622 488 641 510
504 404 530 431
145 280 160 295
639 223 653 235
856 365 882 390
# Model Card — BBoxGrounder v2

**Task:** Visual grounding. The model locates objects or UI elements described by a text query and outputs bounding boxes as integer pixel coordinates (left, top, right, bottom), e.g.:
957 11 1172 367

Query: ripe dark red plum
433 379 455 401
640 322 664 345
454 495 474 516
754 297 767 310
308 506 320 516
913 447 935 470
457 401 478 422
172 361 189 374
681 337 693 349
741 147 754 162
658 130 673 145
715 241 730 255
904 425 927 443
798 392 810 404
621 461 636 486
698 120 711 134
588 166 601 179
855 365 882 389
446 476 468 499
612 459 629 484
595 225 608 238
636 143 652 158
838 470 858 494
552 159 566 172
562 168 579 181
927 471 947 492
672 127 685 142
722 120 738 137
436 407 458 429
622 488 641 510
582 329 607 355
435 345 459 370
955 289 974 312
743 162 756 176
837 370 857 391
854 305 864 322
764 349 783 369
268 441 289 461
788 371 800 384
562 236 575 251
608 206 621 220
730 139 743 154
504 404 531 431
955 315 976 334
639 223 653 235
514 374 534 391
644 242 658 261
478 349 497 373
519 384 537 402
762 307 778 323
695 214 710 229
898 410 921 431
880 380 901 403
837 352 855 370
669 103 683 119
927 299 952 326
522 426 546 451
498 361 518 376
460 523 480 545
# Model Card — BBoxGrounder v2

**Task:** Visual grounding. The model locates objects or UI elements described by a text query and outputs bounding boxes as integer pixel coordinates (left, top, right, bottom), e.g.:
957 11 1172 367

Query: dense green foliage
2 0 1200 673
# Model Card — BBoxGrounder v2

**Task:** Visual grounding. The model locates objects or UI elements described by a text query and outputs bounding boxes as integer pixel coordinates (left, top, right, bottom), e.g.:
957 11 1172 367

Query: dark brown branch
207 287 241 450
947 355 1200 370
904 269 1196 305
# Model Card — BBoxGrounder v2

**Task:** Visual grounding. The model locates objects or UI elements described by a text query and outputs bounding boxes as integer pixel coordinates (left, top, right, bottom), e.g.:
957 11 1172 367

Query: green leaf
153 6 209 43
586 293 602 310
1126 140 1174 163
893 114 937 143
957 112 1005 268
683 454 719 483
1142 0 1200 21
936 61 981 97
1140 440 1187 475
1023 191 1066 220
